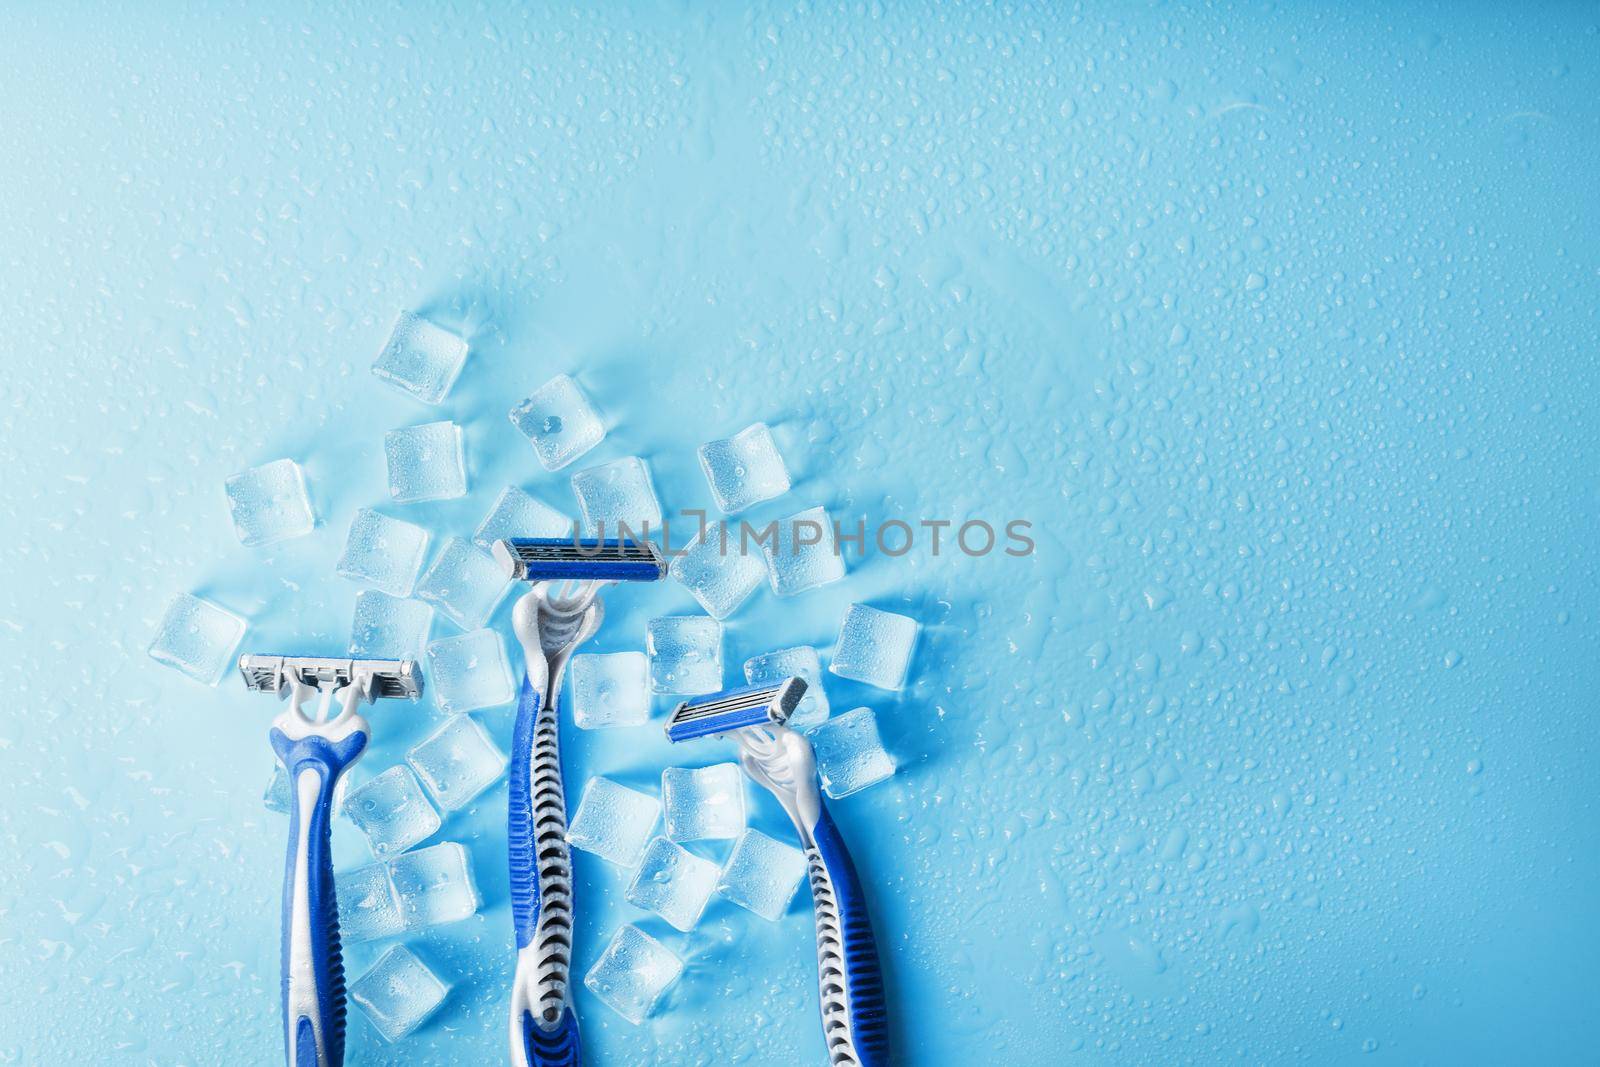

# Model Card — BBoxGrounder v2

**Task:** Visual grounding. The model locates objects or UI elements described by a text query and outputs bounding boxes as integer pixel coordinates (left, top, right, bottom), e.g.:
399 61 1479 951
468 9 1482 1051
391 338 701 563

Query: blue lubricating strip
665 704 774 742
503 537 663 582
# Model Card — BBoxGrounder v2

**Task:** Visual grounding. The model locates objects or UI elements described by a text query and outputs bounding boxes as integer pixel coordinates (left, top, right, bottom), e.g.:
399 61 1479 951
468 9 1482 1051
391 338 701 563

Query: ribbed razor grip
807 805 889 1067
508 674 580 1066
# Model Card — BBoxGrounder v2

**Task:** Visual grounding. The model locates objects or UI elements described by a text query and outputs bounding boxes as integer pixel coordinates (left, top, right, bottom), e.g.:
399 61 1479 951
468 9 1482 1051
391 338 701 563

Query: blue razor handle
508 673 581 1067
805 804 890 1067
664 680 890 1066
269 723 368 1067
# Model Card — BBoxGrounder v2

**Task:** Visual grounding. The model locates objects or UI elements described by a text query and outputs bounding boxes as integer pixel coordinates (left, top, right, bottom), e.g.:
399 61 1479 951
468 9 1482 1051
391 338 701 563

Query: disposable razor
666 679 889 1067
491 537 668 1067
241 655 423 1067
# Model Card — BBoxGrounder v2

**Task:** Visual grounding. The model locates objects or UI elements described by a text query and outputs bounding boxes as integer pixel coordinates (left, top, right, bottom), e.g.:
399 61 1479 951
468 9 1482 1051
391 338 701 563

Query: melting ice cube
371 310 469 405
566 776 660 868
349 944 451 1042
743 645 830 729
148 593 247 685
583 925 684 1025
341 764 441 857
388 841 480 929
473 485 572 549
568 651 650 730
508 373 606 471
661 763 745 842
406 714 507 812
224 458 315 547
806 707 895 798
335 508 431 597
761 506 846 596
670 520 764 620
424 629 516 713
415 538 511 631
625 836 720 932
348 590 434 660
697 422 790 514
716 828 809 922
384 421 467 503
571 456 662 537
646 615 722 695
829 604 918 690
336 861 406 943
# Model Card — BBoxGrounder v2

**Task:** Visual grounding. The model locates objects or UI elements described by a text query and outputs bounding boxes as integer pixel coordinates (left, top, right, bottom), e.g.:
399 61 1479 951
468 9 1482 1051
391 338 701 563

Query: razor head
492 536 667 583
664 677 808 743
238 655 424 702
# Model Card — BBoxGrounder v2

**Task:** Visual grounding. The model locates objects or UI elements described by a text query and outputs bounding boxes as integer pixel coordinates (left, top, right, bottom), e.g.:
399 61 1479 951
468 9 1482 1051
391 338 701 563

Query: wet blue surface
2 4 1598 1064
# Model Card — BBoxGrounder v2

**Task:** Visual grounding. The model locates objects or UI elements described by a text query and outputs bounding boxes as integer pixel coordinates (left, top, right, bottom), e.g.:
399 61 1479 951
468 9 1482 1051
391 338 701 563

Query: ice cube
348 591 434 661
646 616 722 695
424 629 516 713
415 538 510 630
341 765 441 857
371 310 469 405
337 861 406 943
571 456 663 537
385 421 468 503
584 925 684 1025
263 764 290 814
224 458 315 547
148 593 247 685
762 506 846 596
407 714 507 812
830 604 919 691
473 485 572 549
697 422 791 514
566 777 660 867
743 645 830 729
717 828 809 921
388 841 480 929
350 944 451 1042
335 509 431 597
625 836 720 932
670 520 764 619
807 707 895 798
508 373 606 471
568 651 650 730
661 763 745 842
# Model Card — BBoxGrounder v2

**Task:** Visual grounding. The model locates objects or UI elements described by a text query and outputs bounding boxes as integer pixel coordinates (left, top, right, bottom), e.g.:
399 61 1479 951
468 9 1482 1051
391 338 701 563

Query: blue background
2 3 1598 1064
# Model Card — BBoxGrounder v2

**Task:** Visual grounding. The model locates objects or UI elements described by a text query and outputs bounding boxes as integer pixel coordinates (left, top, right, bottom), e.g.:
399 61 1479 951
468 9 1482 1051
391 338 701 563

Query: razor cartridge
492 535 667 583
239 654 424 701
664 677 809 743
